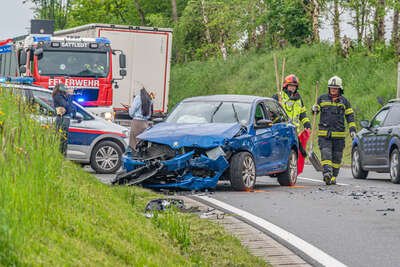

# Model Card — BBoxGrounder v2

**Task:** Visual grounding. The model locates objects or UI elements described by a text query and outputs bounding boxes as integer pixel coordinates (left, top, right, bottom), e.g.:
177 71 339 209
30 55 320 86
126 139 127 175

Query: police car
0 80 130 174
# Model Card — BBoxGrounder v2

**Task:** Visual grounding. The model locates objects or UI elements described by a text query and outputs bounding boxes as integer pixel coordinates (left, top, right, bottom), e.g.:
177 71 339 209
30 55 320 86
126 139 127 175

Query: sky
0 0 34 40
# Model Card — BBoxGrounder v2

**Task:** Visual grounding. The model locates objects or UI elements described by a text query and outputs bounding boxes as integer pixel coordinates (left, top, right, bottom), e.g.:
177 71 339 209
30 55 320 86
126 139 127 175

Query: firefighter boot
330 176 337 185
323 173 332 185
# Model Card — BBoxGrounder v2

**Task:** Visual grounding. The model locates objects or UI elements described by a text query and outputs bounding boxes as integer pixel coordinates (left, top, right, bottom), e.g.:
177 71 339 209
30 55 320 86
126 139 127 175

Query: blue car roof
182 94 272 104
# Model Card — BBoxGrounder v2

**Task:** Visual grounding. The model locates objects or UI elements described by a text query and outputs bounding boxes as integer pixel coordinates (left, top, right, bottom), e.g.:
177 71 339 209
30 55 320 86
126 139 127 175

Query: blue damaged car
113 95 299 191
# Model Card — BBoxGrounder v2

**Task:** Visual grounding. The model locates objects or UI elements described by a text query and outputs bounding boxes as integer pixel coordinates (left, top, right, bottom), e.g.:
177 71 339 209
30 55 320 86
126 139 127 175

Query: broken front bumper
113 150 229 190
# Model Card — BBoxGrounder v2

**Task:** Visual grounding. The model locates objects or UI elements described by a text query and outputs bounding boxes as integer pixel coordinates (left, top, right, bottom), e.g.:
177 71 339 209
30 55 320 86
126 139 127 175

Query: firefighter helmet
283 74 299 89
328 76 343 95
328 76 343 89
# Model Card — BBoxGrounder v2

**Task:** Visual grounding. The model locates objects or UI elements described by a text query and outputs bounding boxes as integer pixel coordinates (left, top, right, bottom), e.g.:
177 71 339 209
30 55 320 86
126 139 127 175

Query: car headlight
102 111 114 121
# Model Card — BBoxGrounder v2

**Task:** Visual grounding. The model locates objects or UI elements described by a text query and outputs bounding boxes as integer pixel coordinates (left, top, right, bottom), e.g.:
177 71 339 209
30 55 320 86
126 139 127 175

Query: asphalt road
211 166 400 267
92 166 400 267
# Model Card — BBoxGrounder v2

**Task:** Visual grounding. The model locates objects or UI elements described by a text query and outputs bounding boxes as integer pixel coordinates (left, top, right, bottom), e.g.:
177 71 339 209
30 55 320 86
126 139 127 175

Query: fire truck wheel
90 140 123 174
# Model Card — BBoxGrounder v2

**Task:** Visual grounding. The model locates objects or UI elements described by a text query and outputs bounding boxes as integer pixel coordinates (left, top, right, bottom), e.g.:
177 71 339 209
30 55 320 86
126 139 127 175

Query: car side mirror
360 120 370 129
255 119 273 129
119 54 126 69
72 113 84 123
19 65 27 74
19 50 27 66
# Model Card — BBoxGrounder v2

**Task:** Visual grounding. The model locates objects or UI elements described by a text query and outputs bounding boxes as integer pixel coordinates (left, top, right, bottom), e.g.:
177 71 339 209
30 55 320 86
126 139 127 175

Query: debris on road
144 198 185 218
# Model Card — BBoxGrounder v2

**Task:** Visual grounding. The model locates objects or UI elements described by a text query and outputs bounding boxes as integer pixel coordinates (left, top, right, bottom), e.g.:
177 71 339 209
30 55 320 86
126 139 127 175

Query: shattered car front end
113 122 245 190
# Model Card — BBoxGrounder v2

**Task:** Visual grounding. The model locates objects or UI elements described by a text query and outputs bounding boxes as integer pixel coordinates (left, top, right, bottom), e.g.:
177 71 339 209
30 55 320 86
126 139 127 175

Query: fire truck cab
0 34 126 120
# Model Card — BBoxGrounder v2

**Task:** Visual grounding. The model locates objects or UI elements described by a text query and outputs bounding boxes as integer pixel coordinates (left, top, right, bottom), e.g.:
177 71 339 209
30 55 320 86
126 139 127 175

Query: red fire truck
0 34 126 120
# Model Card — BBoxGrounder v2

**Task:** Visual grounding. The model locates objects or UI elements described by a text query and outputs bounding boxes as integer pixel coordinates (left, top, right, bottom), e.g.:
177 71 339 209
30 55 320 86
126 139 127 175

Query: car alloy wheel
353 149 360 172
242 155 256 188
95 145 119 171
351 147 368 179
277 149 298 186
91 140 123 174
288 151 298 184
390 148 400 183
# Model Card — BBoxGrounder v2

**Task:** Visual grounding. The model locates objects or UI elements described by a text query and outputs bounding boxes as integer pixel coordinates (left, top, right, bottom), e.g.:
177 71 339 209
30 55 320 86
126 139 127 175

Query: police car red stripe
69 128 126 138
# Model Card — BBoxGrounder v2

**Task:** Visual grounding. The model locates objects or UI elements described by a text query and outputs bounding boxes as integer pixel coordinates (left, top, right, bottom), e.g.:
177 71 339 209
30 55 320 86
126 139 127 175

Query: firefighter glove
311 104 320 113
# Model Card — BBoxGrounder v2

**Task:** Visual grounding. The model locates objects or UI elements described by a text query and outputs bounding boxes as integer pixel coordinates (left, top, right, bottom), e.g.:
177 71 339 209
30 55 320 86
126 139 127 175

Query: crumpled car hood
138 122 242 149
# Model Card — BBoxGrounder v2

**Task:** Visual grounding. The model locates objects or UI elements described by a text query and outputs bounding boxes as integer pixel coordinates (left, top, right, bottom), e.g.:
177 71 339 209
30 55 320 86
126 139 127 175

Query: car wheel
229 152 256 191
390 148 400 184
277 149 297 186
90 140 123 174
351 146 368 179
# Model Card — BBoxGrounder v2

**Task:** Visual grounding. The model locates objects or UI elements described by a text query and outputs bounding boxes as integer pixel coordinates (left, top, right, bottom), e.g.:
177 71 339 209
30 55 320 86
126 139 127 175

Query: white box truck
54 24 173 122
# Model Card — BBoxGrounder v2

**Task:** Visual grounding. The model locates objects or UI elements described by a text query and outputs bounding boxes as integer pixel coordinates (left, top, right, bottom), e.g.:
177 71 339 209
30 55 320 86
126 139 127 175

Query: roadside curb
177 195 311 267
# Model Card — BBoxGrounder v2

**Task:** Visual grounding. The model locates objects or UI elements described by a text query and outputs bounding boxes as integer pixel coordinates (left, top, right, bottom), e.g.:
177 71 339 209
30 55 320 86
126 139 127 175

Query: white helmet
328 76 343 89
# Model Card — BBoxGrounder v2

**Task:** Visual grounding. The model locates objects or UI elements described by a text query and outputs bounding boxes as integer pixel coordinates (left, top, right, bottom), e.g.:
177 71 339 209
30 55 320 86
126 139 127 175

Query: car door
361 108 389 166
264 100 290 168
252 101 279 173
379 106 400 166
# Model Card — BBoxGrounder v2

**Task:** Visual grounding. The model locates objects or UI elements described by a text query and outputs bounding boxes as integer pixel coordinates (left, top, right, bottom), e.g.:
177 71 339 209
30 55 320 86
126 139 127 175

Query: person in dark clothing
312 76 356 185
52 83 75 156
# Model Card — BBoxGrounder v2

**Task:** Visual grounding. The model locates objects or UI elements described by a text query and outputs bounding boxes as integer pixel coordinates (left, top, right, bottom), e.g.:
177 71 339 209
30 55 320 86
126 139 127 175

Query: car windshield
31 90 93 120
166 101 251 124
37 50 109 77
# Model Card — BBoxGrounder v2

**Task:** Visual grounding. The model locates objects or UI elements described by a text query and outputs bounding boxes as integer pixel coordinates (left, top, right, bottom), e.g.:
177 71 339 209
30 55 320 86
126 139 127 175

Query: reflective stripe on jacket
316 94 356 138
280 91 311 132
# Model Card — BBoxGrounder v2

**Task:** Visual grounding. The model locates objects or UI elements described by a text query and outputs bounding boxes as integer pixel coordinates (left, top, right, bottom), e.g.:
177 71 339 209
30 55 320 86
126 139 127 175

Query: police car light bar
0 76 34 84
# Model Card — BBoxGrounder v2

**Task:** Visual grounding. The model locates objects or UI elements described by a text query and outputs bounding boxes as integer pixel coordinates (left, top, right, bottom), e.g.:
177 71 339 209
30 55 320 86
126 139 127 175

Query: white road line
196 195 347 267
298 176 349 186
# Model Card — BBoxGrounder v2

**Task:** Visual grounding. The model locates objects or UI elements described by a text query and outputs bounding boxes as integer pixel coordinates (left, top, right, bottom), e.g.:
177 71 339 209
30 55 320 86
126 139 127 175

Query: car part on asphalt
144 198 185 218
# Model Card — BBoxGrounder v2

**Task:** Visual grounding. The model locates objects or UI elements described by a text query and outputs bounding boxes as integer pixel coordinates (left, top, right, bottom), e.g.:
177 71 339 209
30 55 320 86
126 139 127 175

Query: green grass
0 89 267 266
170 44 397 163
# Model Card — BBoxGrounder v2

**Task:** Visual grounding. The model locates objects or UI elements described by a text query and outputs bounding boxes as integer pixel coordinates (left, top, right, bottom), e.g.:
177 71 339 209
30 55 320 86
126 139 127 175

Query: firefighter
312 76 356 185
273 74 311 132
273 74 311 158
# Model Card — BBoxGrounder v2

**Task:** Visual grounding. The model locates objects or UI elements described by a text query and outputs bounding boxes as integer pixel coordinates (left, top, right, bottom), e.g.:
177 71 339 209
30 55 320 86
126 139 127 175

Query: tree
265 0 312 48
345 0 372 45
26 0 71 29
373 0 386 43
303 0 327 43
333 0 341 47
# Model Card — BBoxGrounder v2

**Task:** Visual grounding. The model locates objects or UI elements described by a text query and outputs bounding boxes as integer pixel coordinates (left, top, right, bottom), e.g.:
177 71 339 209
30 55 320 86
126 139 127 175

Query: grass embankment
170 44 397 163
0 90 266 266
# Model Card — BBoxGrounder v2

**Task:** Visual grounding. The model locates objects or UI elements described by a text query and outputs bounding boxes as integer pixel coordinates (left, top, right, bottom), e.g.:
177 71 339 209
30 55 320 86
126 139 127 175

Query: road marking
196 195 347 267
298 176 349 186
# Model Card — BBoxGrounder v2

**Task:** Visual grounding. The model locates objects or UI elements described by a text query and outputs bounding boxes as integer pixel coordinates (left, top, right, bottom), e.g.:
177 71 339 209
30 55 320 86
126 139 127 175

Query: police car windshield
166 101 251 124
37 50 109 78
31 90 93 120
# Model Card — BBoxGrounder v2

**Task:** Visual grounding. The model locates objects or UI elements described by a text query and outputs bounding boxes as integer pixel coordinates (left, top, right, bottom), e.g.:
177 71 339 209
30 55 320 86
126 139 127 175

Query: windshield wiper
231 103 239 123
210 102 223 122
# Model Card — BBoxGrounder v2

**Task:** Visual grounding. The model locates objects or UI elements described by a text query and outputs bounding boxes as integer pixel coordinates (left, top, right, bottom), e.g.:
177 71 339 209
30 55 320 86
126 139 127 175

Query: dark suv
351 100 400 183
